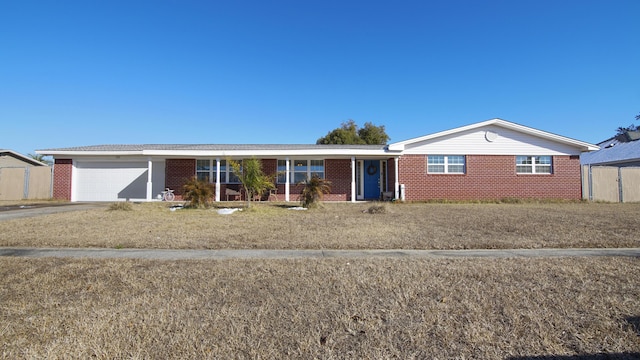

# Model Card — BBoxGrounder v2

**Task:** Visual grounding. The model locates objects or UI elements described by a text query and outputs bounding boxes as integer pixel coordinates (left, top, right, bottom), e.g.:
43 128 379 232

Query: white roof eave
36 149 396 158
142 149 393 157
36 150 145 157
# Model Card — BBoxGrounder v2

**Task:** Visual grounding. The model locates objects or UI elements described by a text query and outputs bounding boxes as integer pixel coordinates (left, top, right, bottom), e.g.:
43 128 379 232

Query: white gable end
401 125 585 156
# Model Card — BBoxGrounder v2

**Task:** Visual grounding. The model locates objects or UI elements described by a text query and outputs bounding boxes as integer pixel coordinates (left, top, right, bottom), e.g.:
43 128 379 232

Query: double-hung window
196 160 211 182
277 159 325 183
427 155 465 174
516 156 552 174
194 159 239 183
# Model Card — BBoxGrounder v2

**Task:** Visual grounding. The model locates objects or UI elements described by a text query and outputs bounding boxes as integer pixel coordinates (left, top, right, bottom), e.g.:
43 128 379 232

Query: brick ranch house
37 119 598 202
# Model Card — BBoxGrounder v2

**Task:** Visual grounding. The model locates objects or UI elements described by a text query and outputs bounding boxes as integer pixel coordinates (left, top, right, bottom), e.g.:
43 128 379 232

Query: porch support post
285 157 290 202
215 158 221 202
146 157 153 201
351 157 356 202
394 157 400 200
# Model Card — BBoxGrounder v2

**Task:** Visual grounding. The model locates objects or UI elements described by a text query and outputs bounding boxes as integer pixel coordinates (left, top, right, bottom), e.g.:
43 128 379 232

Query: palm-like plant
300 175 331 208
182 176 215 209
228 158 275 208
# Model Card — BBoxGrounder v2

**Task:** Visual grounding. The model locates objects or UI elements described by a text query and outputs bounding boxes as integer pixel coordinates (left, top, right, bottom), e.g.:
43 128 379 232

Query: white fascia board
36 150 144 157
142 149 391 157
388 119 599 152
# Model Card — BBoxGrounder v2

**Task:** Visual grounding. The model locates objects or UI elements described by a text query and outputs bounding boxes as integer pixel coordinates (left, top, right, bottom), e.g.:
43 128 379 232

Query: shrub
108 202 133 211
182 176 215 209
300 175 331 208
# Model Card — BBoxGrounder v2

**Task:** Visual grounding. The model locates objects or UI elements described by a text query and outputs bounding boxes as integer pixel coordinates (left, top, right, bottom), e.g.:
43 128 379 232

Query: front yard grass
1 256 639 358
2 202 639 358
0 201 639 250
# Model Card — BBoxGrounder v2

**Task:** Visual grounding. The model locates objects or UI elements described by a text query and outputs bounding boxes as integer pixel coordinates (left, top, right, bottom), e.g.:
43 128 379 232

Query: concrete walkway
1 247 639 260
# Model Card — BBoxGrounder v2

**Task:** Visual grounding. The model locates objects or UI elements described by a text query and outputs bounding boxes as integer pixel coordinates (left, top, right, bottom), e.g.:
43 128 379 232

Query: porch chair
225 188 242 201
268 187 278 201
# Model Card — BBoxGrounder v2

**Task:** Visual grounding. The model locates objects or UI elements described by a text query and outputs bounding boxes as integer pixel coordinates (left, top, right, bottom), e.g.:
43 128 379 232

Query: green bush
300 175 331 208
182 176 215 209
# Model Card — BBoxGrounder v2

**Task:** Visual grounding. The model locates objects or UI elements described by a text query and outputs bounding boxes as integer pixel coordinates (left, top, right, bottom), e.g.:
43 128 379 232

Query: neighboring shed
581 131 640 202
0 149 47 168
0 150 52 200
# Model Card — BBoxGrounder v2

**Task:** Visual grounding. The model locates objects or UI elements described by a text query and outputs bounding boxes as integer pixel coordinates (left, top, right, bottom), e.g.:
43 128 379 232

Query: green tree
228 158 274 208
182 176 215 209
300 175 331 208
316 120 389 145
358 122 390 145
316 120 364 145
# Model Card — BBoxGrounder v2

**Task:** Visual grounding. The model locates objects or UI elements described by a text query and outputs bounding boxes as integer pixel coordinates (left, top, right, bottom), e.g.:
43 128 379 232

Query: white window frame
516 156 552 174
277 159 324 184
196 159 212 182
195 159 239 183
427 155 465 174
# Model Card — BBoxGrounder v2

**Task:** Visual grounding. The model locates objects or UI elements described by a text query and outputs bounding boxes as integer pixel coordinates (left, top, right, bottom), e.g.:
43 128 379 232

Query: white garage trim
73 160 165 202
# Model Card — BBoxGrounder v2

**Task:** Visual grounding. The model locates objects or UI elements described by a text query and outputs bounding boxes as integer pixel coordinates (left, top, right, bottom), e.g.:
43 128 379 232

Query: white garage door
75 161 149 201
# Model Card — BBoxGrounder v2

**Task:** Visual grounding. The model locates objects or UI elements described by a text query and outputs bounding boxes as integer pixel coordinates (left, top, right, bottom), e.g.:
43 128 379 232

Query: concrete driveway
0 203 106 221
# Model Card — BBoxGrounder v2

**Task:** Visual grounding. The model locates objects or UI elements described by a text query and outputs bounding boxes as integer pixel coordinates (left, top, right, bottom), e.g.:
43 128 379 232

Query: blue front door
363 160 380 199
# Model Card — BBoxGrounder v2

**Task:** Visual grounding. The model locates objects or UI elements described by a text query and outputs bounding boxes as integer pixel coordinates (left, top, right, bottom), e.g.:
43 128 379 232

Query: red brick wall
165 159 196 197
398 154 582 201
325 159 351 201
388 158 397 195
53 159 72 200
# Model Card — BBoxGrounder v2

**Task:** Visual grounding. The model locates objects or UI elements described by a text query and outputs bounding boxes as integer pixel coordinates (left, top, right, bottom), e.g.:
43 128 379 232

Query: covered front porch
162 156 401 203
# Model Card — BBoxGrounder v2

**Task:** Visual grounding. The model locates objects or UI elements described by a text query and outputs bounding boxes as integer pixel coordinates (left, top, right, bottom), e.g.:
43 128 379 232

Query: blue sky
1 0 638 156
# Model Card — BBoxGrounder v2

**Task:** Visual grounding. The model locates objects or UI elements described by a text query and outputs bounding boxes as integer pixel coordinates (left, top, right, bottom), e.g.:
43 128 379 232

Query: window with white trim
516 156 552 174
427 155 465 174
194 159 239 183
277 159 325 183
196 159 211 181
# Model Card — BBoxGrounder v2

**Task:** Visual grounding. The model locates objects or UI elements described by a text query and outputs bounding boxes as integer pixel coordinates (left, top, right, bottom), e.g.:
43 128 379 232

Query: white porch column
215 158 221 202
351 157 356 203
146 157 153 201
285 157 290 202
394 157 400 200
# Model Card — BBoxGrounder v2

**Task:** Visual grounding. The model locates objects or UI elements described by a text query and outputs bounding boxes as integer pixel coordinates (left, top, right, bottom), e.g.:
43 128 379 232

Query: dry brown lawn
0 201 639 250
2 256 639 359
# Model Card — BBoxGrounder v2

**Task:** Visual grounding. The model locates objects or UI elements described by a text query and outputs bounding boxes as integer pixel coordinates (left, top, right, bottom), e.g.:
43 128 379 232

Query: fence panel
621 167 640 203
590 166 620 202
0 167 52 200
0 168 26 200
27 167 53 199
